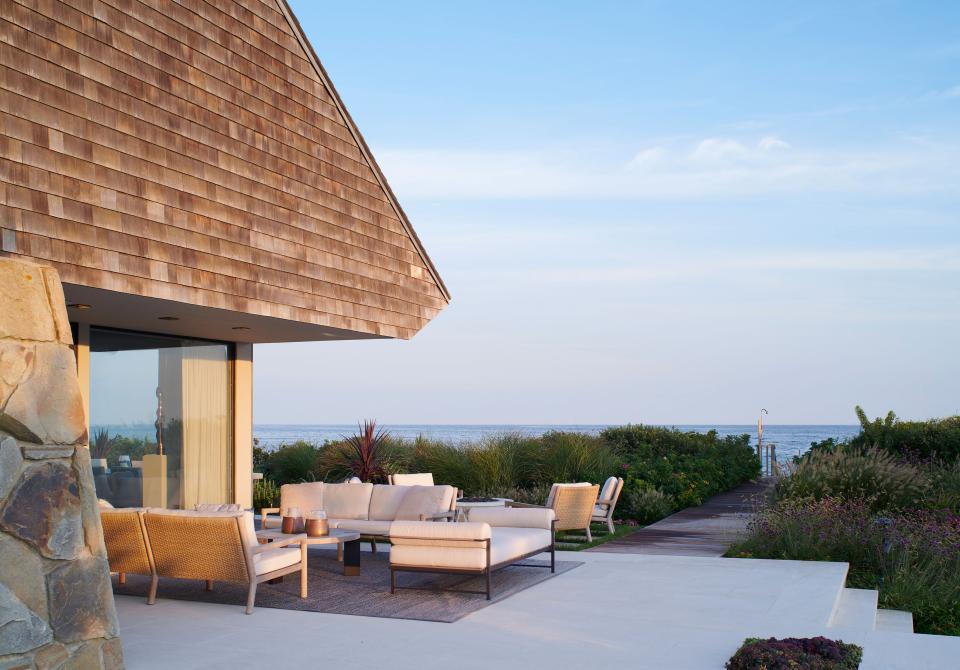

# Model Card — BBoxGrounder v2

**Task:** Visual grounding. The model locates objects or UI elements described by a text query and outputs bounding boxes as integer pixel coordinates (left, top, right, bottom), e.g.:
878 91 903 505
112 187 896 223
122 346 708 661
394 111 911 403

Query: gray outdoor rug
112 549 582 623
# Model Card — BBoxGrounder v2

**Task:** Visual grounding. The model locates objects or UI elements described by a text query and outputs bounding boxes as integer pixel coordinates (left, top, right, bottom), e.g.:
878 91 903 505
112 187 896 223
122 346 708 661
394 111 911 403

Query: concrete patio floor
115 548 959 669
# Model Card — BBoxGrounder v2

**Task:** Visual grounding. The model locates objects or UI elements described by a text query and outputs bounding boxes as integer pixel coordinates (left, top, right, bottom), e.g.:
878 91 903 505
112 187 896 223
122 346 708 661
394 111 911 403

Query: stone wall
0 258 122 668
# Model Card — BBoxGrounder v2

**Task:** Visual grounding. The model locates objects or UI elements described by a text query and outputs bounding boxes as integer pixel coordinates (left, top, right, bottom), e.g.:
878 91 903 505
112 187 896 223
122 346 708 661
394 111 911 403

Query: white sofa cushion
468 507 555 530
322 483 373 520
394 485 455 520
279 482 324 515
254 547 301 575
489 527 551 566
369 485 410 521
330 519 392 535
391 473 435 486
261 516 281 529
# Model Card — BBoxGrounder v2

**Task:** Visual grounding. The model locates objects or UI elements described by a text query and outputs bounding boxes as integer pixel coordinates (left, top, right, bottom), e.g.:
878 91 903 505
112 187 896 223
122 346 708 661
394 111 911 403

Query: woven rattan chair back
552 484 600 532
101 509 154 576
144 513 251 583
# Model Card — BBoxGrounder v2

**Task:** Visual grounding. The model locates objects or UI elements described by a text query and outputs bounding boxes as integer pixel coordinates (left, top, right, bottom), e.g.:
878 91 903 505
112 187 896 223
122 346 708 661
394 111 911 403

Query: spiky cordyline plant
340 420 389 483
90 427 111 460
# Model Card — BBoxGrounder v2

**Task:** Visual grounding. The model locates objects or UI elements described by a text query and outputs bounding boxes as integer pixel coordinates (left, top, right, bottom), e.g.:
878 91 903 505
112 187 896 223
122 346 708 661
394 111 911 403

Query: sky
254 0 960 426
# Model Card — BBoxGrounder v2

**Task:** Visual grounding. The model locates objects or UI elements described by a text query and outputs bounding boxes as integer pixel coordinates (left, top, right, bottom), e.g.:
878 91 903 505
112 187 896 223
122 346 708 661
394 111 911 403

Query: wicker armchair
100 508 155 591
592 477 624 534
509 483 600 542
142 510 307 614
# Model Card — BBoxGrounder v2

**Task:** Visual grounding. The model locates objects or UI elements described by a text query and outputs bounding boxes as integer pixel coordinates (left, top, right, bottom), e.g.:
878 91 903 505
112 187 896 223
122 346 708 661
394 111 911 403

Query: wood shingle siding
0 0 448 340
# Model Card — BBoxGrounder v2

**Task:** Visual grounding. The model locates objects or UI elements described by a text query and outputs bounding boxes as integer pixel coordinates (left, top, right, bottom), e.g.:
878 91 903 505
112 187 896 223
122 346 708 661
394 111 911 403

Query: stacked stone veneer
0 258 122 669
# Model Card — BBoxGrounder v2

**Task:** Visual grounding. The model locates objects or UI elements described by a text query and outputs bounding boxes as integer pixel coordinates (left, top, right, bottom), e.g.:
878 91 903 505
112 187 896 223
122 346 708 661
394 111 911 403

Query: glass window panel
88 328 233 509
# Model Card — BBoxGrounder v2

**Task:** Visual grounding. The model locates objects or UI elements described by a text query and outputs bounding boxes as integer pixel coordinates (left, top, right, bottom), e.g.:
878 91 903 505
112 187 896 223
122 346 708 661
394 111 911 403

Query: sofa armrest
505 501 546 509
260 507 280 521
468 507 556 530
252 533 306 553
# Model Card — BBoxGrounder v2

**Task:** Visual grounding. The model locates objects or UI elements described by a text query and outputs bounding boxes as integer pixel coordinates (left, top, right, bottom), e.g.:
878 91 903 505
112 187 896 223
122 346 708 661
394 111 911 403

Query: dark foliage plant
339 420 390 483
725 636 862 670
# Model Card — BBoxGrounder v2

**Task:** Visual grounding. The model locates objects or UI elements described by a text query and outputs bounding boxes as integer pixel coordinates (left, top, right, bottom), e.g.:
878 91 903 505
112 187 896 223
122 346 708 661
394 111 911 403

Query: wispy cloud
379 136 959 200
486 249 960 286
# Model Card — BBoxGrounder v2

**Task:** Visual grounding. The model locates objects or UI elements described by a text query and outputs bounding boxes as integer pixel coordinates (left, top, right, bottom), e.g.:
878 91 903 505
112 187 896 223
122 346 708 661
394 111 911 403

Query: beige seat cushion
279 482 324 514
490 527 551 566
468 507 555 530
322 483 373 520
330 519 391 536
254 547 301 575
394 485 454 520
369 485 410 521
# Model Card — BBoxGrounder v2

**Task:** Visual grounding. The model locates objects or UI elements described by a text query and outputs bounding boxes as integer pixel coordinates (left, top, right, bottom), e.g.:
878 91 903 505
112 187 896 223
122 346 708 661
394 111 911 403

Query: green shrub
778 447 929 511
603 425 760 510
620 483 675 524
253 479 280 512
849 406 960 461
265 441 319 484
927 460 960 512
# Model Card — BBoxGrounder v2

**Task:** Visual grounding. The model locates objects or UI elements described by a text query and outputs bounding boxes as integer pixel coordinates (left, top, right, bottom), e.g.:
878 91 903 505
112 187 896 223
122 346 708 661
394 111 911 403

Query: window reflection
89 328 233 509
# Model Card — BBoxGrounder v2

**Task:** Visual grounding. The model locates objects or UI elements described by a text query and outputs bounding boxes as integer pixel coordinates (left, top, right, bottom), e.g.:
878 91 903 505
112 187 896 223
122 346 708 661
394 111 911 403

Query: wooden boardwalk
588 478 774 557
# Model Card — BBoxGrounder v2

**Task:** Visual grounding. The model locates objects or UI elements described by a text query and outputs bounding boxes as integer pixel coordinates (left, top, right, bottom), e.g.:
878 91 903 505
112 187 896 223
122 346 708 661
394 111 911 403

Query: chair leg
246 582 257 615
390 568 396 594
370 538 377 554
147 574 158 605
485 569 492 601
300 542 308 598
205 580 213 592
607 518 615 534
337 544 343 562
586 525 592 543
551 544 556 573
118 572 126 585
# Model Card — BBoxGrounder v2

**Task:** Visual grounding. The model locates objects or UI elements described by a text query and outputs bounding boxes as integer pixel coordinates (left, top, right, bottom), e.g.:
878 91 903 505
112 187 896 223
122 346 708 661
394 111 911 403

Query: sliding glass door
88 328 233 509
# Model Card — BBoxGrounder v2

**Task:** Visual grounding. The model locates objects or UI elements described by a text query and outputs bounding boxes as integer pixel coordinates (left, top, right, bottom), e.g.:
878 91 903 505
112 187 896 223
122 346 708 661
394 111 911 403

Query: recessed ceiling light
231 326 250 331
67 303 91 310
158 316 179 321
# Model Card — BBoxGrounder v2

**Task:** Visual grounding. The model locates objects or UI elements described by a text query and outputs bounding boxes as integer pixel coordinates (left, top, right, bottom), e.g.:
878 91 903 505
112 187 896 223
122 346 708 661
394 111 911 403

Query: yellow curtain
180 346 231 508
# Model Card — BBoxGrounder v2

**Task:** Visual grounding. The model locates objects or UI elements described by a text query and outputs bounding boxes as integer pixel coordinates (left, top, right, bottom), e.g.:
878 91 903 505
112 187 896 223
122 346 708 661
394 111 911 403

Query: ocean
252 424 862 463
92 422 861 463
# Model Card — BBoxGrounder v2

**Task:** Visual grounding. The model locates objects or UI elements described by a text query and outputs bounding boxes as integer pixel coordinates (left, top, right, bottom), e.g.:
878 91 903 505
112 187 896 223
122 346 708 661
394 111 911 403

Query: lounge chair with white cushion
142 509 307 614
389 507 556 599
592 477 624 534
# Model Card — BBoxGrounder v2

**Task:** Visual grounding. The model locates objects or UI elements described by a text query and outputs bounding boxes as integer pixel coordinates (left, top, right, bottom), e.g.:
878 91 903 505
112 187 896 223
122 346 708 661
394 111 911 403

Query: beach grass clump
778 447 929 512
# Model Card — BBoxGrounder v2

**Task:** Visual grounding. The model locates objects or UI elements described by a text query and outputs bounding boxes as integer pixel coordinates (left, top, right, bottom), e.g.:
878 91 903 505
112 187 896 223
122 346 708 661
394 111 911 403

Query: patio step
875 609 914 633
829 588 879 631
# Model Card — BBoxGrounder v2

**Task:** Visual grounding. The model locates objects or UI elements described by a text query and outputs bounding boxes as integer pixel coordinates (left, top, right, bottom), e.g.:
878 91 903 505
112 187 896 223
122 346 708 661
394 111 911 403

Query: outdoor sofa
389 506 556 599
261 482 458 551
100 507 308 614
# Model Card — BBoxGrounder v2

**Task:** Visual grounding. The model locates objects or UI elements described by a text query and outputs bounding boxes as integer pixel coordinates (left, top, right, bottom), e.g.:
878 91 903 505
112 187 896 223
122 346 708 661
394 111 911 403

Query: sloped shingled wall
0 0 448 339
0 257 122 668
